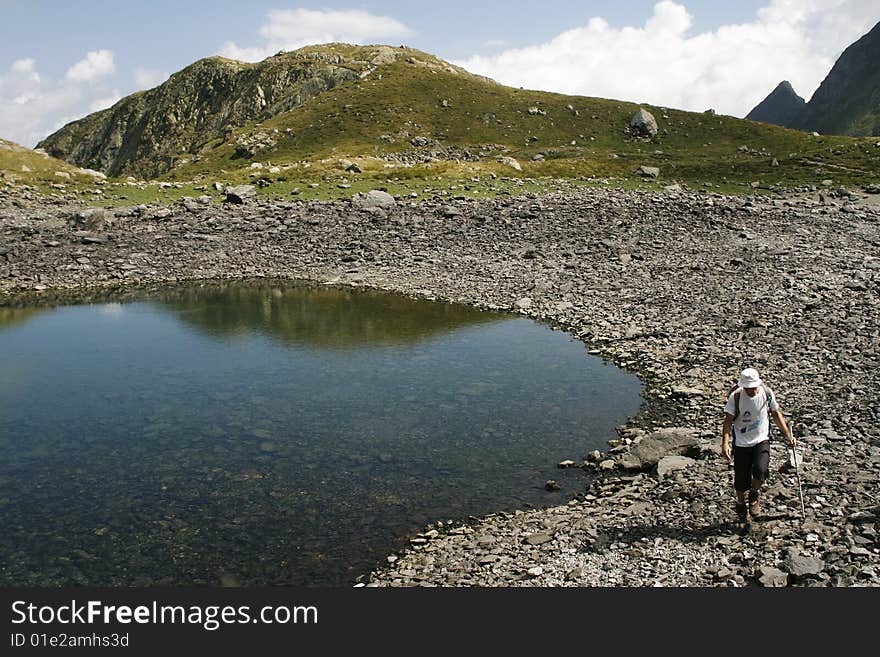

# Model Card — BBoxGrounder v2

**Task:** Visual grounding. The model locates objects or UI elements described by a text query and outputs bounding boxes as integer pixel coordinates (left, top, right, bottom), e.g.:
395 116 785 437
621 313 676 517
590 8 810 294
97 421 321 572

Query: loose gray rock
637 166 660 178
352 190 396 212
225 185 256 204
498 156 522 171
758 566 789 587
525 532 554 546
783 548 824 577
657 455 695 479
71 208 109 231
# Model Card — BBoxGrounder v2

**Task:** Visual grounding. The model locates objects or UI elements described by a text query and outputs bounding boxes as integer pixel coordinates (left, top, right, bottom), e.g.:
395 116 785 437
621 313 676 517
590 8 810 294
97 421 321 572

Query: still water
0 281 642 585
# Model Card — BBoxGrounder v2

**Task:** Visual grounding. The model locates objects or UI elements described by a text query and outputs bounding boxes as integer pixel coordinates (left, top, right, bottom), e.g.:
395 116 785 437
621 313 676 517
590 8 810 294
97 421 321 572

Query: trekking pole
791 420 806 521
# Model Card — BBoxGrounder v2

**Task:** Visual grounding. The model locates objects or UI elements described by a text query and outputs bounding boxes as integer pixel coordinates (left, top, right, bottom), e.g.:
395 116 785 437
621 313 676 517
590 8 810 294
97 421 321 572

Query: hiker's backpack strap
763 384 776 438
762 384 774 414
733 389 741 422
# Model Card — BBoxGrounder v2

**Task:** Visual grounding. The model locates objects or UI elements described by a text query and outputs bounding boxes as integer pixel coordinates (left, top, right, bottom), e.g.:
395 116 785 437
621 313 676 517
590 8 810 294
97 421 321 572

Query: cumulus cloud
65 49 115 82
133 67 169 90
219 8 413 62
0 54 120 147
454 0 879 117
11 58 38 76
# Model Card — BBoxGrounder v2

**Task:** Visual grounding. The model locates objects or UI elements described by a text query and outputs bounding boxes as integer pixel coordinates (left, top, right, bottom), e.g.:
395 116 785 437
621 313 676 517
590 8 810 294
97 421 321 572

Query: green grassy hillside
0 138 105 192
168 47 880 192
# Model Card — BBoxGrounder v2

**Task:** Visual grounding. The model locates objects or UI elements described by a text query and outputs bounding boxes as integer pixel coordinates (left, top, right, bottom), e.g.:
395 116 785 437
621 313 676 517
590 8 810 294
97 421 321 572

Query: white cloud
65 49 115 82
0 55 120 148
134 67 169 90
219 8 413 62
454 0 879 117
11 58 37 76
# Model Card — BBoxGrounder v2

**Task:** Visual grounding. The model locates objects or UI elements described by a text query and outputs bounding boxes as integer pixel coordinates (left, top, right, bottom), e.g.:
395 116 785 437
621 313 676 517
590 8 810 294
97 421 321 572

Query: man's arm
771 409 796 447
721 413 733 462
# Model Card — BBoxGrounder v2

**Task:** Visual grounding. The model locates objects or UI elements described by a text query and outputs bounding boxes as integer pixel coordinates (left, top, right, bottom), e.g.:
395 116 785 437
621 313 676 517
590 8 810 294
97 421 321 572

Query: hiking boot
735 501 749 523
748 490 761 518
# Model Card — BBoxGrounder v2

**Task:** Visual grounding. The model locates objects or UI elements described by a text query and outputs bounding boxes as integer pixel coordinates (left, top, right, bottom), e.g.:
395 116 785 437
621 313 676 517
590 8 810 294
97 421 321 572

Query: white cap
738 367 762 389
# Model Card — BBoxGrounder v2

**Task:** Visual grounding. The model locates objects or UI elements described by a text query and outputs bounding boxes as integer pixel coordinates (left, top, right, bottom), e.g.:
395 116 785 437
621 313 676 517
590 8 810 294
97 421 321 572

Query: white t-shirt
724 385 779 447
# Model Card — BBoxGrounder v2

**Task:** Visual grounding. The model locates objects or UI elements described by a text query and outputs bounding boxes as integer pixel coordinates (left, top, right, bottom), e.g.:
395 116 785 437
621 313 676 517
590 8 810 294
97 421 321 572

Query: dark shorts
733 440 771 492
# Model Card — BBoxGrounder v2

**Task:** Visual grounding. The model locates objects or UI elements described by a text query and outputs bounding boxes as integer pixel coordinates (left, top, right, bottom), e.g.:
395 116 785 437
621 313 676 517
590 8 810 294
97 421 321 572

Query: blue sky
1 0 770 75
1 1 877 147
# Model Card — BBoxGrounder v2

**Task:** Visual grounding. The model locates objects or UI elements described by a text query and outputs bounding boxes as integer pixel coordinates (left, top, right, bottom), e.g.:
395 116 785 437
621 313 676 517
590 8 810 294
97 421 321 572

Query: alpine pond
0 281 642 585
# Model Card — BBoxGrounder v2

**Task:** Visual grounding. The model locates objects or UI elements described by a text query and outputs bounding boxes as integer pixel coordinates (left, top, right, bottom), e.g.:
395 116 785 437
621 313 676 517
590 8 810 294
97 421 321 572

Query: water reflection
0 307 46 332
159 281 505 348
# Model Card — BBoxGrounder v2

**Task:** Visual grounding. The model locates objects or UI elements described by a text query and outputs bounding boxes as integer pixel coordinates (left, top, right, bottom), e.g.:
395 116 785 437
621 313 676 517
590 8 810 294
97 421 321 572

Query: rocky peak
746 80 806 128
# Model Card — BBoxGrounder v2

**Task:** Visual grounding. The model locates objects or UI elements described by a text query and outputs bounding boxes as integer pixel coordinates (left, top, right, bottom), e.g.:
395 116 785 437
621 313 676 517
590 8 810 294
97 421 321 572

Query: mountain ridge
793 20 880 136
748 20 880 136
38 44 485 178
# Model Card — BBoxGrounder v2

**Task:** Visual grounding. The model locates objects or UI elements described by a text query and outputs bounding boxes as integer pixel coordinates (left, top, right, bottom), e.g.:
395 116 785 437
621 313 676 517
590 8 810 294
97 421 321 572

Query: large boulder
629 109 659 138
619 428 701 471
352 190 396 212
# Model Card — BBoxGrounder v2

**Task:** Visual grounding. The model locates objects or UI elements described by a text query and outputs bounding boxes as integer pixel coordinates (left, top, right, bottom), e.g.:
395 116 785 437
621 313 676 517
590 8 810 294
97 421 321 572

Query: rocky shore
1 182 878 587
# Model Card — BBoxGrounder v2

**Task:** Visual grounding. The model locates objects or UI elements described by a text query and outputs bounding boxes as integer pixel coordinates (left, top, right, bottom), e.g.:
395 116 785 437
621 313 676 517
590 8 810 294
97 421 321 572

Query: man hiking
721 367 796 523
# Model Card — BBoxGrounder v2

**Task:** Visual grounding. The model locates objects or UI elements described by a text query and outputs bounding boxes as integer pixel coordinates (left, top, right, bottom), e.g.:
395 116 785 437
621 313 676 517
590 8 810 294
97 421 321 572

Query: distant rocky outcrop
746 81 806 128
38 50 365 178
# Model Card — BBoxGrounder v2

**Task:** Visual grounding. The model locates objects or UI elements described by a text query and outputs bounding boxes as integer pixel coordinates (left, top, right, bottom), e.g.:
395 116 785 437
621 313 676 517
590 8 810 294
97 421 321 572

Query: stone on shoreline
618 428 701 471
656 455 695 479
